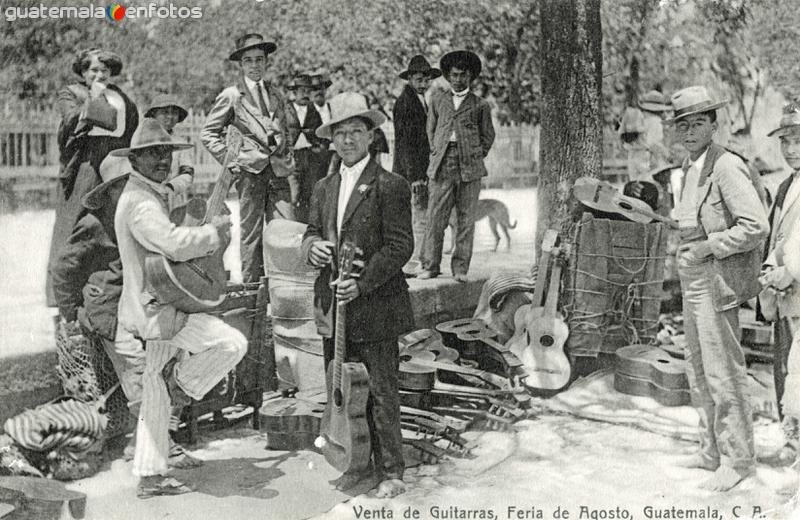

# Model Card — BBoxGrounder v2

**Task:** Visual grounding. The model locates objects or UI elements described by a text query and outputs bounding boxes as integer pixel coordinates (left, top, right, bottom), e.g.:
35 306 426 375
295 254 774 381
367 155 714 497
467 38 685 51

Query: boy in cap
759 103 800 463
419 50 495 282
302 92 413 498
393 55 441 276
145 95 195 208
201 33 300 283
114 119 247 497
668 85 768 491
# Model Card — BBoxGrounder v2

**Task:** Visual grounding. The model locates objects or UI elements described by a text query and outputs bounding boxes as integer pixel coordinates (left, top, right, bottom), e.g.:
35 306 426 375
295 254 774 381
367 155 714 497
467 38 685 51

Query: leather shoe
453 273 468 283
417 270 439 280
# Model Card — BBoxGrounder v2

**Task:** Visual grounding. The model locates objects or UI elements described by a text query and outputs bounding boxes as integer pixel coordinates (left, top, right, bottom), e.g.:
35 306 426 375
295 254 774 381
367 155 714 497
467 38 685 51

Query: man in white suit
759 103 800 462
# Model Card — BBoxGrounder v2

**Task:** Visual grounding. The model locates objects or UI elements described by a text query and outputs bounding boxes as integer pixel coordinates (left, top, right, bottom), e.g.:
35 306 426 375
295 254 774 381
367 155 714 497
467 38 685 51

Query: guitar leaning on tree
144 126 244 312
506 242 571 393
315 242 372 473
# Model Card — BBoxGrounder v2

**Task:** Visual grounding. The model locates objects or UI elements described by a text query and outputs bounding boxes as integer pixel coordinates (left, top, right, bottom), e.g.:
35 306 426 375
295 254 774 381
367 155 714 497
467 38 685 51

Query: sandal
168 440 203 469
137 476 193 499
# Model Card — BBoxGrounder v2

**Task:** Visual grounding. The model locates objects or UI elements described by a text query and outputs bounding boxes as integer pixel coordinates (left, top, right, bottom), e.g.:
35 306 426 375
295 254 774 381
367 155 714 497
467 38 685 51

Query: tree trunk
537 0 603 251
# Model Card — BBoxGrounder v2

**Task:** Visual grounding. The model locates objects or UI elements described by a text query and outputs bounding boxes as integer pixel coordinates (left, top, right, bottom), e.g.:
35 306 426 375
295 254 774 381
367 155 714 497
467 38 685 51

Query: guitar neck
543 258 562 318
333 300 347 390
202 130 241 225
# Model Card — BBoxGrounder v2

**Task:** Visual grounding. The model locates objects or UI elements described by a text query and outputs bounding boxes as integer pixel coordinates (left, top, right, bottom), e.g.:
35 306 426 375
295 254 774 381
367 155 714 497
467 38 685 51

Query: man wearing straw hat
302 92 413 498
393 55 441 276
201 33 300 283
667 85 768 491
114 119 247 498
759 103 800 465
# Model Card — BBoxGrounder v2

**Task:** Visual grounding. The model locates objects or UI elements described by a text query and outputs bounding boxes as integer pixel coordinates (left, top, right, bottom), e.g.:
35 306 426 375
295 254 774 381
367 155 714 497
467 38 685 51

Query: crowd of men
44 27 800 501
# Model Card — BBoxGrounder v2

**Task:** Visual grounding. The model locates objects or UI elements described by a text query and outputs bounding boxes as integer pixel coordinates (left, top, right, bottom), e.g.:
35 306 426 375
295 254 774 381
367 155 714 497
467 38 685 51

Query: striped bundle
3 397 107 455
486 271 537 312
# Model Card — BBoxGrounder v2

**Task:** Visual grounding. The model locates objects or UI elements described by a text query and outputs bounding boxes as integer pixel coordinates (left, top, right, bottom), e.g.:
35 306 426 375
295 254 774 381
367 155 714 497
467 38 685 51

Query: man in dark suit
419 50 495 282
302 92 413 498
393 56 441 276
201 33 300 283
287 74 324 223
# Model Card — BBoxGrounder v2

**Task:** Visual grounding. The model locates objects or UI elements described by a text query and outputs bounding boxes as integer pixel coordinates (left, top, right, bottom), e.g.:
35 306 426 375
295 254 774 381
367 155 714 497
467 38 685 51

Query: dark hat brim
440 51 482 78
110 141 193 157
229 41 277 62
767 123 800 137
81 173 130 211
399 67 442 81
312 80 333 89
144 105 188 123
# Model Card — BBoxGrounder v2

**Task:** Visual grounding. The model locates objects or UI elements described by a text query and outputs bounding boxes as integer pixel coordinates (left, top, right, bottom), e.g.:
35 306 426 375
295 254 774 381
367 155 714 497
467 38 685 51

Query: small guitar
613 344 690 407
317 242 371 473
259 392 325 451
573 176 679 229
507 246 571 392
435 318 523 374
145 126 244 312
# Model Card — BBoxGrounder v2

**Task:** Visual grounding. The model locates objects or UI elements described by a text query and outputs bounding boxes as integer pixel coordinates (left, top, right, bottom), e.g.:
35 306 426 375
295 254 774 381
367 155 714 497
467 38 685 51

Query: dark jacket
46 83 138 306
301 158 414 342
426 90 495 181
392 84 430 183
289 103 324 149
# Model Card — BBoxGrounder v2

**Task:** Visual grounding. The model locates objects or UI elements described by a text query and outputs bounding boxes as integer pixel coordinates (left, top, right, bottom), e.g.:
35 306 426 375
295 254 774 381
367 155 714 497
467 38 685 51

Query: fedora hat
110 118 193 157
638 90 671 113
315 92 386 140
82 173 130 211
399 55 442 80
310 73 332 90
287 74 314 90
440 50 482 78
666 86 727 123
229 33 277 62
768 103 800 137
144 94 188 122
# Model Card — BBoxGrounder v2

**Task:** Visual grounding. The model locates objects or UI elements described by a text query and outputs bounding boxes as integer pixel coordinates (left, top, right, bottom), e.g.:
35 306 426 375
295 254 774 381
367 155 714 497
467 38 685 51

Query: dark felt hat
144 94 188 122
440 50 482 78
110 118 193 157
229 33 277 62
287 74 314 90
768 103 800 137
399 55 442 80
310 73 333 89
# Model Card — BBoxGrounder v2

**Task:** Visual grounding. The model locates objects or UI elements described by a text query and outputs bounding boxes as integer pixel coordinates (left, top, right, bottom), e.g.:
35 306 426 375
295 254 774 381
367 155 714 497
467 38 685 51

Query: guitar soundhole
657 359 668 364
619 202 633 210
400 354 411 363
333 388 343 407
540 335 554 347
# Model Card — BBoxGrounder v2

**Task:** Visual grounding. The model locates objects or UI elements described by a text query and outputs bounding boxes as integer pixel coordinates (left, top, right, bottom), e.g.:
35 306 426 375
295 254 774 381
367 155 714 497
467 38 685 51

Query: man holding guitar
667 86 769 492
113 119 247 498
302 92 414 498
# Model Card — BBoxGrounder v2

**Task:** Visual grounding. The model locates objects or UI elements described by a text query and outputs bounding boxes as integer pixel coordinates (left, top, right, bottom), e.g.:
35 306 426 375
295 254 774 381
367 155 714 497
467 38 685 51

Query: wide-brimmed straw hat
666 86 727 123
82 173 130 211
110 118 193 157
768 103 800 137
229 33 277 62
144 94 188 122
638 90 671 113
315 92 386 140
440 50 482 78
399 55 442 80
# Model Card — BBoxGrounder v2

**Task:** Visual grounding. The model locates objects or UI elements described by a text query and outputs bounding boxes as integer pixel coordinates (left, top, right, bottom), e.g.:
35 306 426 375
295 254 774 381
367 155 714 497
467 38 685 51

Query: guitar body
573 176 679 229
436 318 522 374
613 344 690 407
144 199 231 313
515 306 571 391
320 359 372 473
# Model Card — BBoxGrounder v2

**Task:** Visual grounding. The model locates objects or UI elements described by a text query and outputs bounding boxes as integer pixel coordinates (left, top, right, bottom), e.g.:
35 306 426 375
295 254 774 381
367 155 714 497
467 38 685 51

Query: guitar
573 176 679 229
613 344 690 407
317 242 372 473
507 246 571 392
144 126 244 312
399 329 460 364
435 318 523 375
259 392 326 451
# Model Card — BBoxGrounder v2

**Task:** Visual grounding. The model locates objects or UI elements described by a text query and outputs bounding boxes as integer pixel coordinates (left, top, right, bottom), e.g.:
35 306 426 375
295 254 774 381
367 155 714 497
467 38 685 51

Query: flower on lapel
358 184 370 195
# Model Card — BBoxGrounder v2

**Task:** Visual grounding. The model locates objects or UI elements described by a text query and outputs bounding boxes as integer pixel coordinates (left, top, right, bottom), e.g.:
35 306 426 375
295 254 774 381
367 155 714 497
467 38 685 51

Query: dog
445 198 517 253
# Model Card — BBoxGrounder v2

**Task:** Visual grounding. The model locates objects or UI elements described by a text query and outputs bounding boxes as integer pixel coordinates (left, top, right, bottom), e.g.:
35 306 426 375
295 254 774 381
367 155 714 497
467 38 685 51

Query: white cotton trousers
132 313 247 477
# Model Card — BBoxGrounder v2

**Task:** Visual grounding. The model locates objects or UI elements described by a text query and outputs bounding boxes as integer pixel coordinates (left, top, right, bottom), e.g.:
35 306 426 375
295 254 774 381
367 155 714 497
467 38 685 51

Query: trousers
678 254 755 473
323 337 404 480
422 146 481 275
132 313 247 477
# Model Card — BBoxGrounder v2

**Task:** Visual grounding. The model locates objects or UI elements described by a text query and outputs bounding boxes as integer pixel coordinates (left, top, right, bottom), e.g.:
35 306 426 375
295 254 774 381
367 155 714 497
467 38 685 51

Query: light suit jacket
685 143 769 311
759 171 800 319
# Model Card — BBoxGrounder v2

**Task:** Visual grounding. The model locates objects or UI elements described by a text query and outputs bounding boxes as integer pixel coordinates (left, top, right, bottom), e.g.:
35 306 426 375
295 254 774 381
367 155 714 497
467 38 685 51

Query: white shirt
315 102 331 125
449 88 470 141
674 149 708 229
417 93 427 112
337 154 370 235
243 76 271 115
293 102 311 149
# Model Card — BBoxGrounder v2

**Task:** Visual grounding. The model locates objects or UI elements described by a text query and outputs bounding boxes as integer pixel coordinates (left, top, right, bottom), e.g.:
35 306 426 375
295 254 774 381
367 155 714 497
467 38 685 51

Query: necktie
255 82 270 116
774 172 796 213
